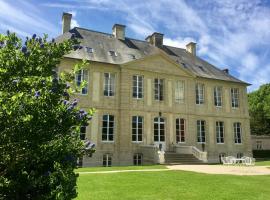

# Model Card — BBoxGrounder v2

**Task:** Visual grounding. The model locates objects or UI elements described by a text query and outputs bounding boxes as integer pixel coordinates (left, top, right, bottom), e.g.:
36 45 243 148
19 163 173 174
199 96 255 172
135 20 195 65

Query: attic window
129 54 136 59
197 65 205 72
85 47 94 53
108 50 117 57
181 62 188 68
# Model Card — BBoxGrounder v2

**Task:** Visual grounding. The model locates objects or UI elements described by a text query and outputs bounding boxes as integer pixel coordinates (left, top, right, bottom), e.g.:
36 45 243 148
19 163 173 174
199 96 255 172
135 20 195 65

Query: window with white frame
154 79 164 101
80 126 86 140
133 154 143 166
216 121 224 143
154 117 165 142
197 120 206 143
214 86 222 107
103 154 112 167
234 122 242 144
175 80 185 103
75 69 88 94
132 116 143 142
132 75 143 99
102 115 114 141
176 118 185 143
85 47 93 53
236 152 243 158
231 88 239 108
256 141 262 150
196 83 204 104
104 73 115 96
108 50 117 57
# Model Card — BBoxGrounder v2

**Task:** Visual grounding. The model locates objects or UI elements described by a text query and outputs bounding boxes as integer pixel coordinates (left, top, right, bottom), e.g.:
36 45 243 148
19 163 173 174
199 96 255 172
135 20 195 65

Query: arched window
154 117 165 142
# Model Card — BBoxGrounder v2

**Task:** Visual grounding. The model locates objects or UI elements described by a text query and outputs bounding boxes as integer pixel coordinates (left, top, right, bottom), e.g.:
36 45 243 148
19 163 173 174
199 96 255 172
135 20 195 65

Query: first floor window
176 118 185 143
175 80 184 103
132 116 143 142
154 117 165 142
196 83 204 104
80 126 86 140
231 88 239 108
104 73 115 96
102 115 114 141
214 86 222 107
103 154 112 167
133 75 143 99
75 69 88 94
234 122 242 144
133 154 143 166
197 120 206 143
216 121 224 143
154 78 164 101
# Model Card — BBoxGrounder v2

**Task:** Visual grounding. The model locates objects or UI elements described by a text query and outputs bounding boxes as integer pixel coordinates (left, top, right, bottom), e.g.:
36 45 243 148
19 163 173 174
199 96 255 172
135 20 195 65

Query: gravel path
78 168 171 174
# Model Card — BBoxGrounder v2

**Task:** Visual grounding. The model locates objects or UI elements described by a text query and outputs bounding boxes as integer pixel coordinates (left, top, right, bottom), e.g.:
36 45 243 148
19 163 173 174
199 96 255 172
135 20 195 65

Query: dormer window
108 50 117 57
85 47 93 53
129 54 136 59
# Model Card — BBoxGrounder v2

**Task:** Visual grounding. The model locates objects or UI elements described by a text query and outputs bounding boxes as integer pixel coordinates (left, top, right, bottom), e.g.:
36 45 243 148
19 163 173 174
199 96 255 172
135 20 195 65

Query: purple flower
71 33 75 39
72 44 80 51
52 38 55 43
63 91 69 97
21 46 27 53
34 91 40 98
38 38 42 44
63 100 69 105
32 34 36 39
40 43 44 48
79 109 85 114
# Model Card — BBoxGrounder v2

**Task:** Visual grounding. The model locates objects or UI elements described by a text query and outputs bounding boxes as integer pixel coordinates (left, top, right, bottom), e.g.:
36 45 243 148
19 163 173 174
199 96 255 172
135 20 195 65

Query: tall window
154 117 165 142
176 118 185 143
132 116 143 142
216 121 224 143
197 120 206 143
102 115 114 141
214 86 222 107
104 73 115 96
133 75 143 99
133 154 143 166
80 126 86 140
103 154 112 167
196 83 204 104
231 88 239 108
175 80 184 103
75 69 88 94
256 141 262 150
154 79 164 101
234 122 242 144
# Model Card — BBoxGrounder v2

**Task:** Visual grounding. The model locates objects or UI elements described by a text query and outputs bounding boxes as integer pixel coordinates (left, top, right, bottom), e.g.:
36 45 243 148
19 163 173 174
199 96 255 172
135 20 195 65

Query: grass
76 169 270 200
75 165 166 172
255 160 270 166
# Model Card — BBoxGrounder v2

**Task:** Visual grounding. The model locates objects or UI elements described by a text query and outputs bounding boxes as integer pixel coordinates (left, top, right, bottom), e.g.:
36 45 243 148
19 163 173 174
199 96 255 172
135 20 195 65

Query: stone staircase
164 151 204 165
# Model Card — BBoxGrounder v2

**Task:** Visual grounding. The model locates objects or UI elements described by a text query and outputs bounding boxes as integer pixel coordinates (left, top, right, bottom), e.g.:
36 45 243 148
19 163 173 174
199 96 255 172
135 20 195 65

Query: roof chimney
145 32 164 47
186 42 196 56
222 68 229 74
62 12 72 34
112 24 126 40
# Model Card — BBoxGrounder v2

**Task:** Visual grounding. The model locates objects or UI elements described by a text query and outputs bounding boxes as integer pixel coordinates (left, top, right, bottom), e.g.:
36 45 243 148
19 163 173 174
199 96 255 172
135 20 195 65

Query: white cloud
163 37 196 49
67 11 80 28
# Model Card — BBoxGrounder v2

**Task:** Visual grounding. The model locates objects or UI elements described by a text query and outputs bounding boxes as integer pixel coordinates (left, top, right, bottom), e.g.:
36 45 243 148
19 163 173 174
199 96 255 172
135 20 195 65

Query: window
216 121 224 143
132 75 143 99
197 120 206 143
219 153 226 164
104 73 115 96
175 80 184 103
154 117 165 142
214 86 222 107
85 47 93 53
102 115 114 141
231 88 239 108
132 116 143 142
77 157 83 167
80 126 86 140
75 69 88 94
234 122 242 144
237 153 243 158
176 118 185 143
196 83 204 104
129 54 136 59
108 50 117 57
154 79 164 101
103 154 112 167
133 154 143 166
256 141 262 150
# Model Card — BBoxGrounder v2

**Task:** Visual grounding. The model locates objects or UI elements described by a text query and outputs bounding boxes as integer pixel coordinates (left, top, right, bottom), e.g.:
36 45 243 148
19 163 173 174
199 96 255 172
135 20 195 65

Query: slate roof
56 27 248 85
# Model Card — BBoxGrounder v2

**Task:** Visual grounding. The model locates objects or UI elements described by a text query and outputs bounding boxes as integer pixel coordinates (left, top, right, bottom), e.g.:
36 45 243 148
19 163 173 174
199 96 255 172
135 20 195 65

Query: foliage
0 31 95 199
248 83 270 135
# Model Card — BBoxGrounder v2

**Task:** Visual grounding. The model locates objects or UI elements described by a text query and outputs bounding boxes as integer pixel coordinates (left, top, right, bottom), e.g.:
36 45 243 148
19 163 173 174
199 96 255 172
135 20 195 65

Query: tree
0 31 95 199
248 83 270 135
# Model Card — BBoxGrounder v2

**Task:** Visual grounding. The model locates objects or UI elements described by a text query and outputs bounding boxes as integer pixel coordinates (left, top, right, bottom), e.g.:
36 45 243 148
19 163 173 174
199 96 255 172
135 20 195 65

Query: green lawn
76 168 270 200
255 160 270 166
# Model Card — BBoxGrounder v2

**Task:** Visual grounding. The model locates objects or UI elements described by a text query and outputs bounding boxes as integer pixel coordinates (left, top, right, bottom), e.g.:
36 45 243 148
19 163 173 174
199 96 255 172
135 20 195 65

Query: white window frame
75 69 88 95
154 79 164 101
85 47 94 53
256 141 262 150
176 118 185 143
104 73 115 97
234 122 242 144
154 117 165 142
102 114 114 142
132 75 143 99
175 80 185 103
231 88 239 108
197 120 206 143
108 50 117 57
103 154 112 167
216 121 224 144
132 116 143 142
133 153 143 166
196 83 204 105
214 86 222 107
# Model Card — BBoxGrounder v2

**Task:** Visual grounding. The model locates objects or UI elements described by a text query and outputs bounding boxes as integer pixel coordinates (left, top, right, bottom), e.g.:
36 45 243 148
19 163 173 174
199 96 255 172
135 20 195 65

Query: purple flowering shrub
0 31 95 199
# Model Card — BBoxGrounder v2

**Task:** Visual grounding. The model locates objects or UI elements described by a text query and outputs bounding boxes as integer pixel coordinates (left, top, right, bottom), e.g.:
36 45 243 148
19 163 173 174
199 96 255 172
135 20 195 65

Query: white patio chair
227 156 236 165
244 157 256 166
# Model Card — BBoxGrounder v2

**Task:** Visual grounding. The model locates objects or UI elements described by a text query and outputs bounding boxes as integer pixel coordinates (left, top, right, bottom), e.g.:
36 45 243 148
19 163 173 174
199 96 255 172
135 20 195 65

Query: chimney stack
186 42 196 56
62 12 72 34
112 24 126 40
145 32 164 47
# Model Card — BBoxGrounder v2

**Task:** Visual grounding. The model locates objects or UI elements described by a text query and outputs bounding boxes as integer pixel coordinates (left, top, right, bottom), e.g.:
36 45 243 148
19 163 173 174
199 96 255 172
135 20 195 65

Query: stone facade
251 135 270 150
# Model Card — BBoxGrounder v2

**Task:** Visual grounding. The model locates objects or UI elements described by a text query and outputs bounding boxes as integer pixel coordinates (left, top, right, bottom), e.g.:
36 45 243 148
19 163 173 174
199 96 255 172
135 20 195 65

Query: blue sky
0 0 270 91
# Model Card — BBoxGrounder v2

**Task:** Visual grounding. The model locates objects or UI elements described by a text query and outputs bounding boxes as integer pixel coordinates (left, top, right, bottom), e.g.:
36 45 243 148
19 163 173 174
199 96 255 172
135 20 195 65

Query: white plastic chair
244 157 256 166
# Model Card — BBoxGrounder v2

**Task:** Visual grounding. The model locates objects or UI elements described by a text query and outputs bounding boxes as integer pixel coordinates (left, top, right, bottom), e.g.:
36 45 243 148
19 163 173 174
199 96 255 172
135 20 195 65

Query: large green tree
248 83 270 135
0 31 95 199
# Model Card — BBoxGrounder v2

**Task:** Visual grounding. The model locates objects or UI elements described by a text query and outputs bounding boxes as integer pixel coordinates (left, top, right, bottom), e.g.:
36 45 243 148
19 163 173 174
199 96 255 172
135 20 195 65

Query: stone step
164 152 203 165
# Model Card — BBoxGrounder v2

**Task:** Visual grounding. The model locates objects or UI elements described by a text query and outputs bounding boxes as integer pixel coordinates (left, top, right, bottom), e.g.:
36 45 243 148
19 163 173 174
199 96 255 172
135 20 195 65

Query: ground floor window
216 121 224 144
176 118 185 143
237 152 243 158
234 122 242 144
133 154 143 166
80 126 86 140
197 120 206 143
154 117 165 142
103 154 112 167
219 153 226 164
